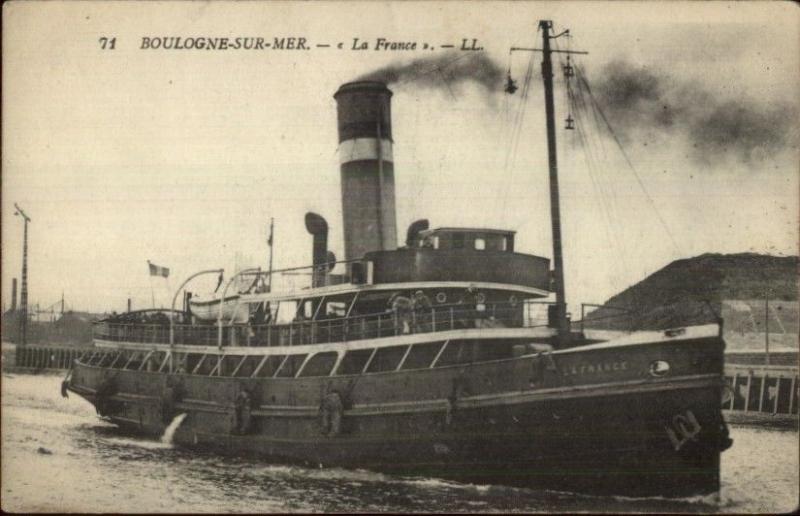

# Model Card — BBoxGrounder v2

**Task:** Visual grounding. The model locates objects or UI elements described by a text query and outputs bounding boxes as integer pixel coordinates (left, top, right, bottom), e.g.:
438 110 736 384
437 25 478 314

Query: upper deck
267 227 550 294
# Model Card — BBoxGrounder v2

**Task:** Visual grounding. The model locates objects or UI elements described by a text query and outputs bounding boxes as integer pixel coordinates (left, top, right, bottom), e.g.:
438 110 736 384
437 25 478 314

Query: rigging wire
554 35 632 281
497 47 536 223
574 65 682 256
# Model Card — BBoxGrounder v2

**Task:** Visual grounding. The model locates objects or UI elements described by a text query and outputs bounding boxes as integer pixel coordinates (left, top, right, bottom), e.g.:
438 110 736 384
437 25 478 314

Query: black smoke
358 52 503 96
591 60 798 167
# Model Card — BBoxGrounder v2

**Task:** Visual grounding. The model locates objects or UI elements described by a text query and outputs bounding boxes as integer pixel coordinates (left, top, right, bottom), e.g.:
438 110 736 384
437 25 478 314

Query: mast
539 20 569 338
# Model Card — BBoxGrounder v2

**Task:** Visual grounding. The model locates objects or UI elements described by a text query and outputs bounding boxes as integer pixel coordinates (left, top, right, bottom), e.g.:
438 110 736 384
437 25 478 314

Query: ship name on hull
561 361 628 376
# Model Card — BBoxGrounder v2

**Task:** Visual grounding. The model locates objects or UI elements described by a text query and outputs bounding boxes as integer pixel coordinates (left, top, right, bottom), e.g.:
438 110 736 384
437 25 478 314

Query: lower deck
65 324 730 496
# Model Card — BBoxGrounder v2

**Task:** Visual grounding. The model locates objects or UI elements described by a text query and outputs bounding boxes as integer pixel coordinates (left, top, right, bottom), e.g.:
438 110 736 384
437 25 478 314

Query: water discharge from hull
160 413 187 445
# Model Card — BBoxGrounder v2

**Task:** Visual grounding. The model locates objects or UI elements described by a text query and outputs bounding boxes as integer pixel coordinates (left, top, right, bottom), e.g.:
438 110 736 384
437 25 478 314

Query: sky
2 1 798 314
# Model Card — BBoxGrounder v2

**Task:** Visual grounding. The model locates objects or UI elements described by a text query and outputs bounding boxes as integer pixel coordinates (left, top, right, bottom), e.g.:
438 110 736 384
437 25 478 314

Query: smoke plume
358 52 503 96
591 60 799 168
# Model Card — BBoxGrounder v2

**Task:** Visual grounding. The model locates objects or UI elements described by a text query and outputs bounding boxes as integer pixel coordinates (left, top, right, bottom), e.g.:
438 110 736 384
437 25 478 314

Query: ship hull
66 328 730 497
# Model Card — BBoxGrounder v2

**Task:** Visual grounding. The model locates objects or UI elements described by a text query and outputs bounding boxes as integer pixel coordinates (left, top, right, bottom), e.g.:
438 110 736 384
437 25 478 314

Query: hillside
583 253 798 331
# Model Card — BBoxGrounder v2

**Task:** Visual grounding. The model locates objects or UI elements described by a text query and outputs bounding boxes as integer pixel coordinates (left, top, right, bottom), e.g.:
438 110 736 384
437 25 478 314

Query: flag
148 261 169 278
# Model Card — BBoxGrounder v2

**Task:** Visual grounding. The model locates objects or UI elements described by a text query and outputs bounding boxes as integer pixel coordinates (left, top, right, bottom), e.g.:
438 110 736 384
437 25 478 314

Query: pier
723 364 799 427
3 344 89 373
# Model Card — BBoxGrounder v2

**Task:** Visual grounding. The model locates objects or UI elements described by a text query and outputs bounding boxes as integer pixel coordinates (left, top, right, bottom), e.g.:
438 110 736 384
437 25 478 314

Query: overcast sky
3 1 798 314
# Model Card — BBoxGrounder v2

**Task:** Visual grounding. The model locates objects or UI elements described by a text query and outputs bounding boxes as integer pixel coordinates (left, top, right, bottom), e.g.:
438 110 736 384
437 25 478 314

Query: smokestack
11 278 17 311
305 212 329 288
334 81 398 261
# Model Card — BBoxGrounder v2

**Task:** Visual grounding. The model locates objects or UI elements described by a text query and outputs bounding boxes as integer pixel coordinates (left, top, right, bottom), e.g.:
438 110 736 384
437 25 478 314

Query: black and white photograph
2 1 798 512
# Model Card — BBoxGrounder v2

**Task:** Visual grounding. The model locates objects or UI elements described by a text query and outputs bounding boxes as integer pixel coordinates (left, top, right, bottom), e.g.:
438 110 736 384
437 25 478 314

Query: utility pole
765 291 770 366
14 204 31 346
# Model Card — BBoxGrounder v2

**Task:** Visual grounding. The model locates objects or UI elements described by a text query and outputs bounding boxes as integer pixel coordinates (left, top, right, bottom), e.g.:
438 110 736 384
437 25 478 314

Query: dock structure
6 344 90 372
723 364 799 427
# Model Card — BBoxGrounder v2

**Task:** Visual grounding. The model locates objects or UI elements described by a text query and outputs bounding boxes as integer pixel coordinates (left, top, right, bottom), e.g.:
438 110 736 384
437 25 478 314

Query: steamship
65 21 731 497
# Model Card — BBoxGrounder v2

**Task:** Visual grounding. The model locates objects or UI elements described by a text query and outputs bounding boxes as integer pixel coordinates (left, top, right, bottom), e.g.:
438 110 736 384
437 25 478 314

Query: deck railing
93 301 555 347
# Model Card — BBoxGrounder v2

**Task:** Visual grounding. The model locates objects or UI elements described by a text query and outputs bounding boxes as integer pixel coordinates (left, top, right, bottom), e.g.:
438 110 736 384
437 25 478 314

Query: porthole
509 295 518 306
648 360 671 377
476 292 486 304
435 292 447 304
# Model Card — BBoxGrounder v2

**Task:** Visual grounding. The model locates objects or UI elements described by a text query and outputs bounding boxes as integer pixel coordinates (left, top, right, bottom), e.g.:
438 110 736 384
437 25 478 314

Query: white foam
160 413 187 445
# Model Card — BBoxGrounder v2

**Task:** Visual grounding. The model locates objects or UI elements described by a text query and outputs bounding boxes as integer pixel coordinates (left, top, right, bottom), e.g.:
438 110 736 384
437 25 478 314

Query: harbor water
2 373 798 513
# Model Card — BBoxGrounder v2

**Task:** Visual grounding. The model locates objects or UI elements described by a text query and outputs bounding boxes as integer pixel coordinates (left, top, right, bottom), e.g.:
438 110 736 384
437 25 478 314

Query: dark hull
67 332 730 497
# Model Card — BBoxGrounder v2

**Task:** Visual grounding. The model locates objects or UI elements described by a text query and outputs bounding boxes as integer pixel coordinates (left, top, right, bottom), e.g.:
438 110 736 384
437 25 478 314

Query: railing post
450 307 454 330
432 308 436 332
758 373 767 413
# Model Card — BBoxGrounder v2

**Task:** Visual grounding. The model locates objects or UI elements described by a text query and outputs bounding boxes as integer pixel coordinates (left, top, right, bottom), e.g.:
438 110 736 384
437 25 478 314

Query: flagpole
267 217 274 293
147 261 155 308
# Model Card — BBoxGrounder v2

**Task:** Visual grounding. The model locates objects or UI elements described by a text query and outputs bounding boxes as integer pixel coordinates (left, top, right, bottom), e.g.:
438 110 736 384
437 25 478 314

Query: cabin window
172 353 188 373
303 300 314 319
254 355 286 377
109 351 127 369
142 351 164 372
366 345 408 373
400 342 444 370
88 352 105 366
275 301 297 324
435 340 475 367
235 355 262 377
434 339 522 367
275 354 307 378
474 238 486 250
299 352 338 377
123 351 144 371
194 355 216 375
186 353 204 374
220 355 243 376
95 351 114 367
326 301 347 318
336 348 374 375
500 236 508 251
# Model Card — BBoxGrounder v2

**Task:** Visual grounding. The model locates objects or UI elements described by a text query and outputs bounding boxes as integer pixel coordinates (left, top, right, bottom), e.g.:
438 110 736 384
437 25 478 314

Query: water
2 373 798 513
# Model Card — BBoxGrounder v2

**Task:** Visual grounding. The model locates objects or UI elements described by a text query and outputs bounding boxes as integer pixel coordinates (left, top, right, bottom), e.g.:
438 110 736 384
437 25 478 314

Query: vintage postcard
2 1 798 513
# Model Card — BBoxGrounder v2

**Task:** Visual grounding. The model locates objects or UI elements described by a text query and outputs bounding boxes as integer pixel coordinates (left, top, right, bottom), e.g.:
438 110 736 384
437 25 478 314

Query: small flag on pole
148 260 170 278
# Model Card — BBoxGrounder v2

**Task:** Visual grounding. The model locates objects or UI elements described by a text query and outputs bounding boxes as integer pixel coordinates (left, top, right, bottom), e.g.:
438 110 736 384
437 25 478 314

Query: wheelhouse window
474 238 486 250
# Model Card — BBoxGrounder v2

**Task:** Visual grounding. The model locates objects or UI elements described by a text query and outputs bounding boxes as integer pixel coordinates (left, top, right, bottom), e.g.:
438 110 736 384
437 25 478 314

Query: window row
82 339 529 378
